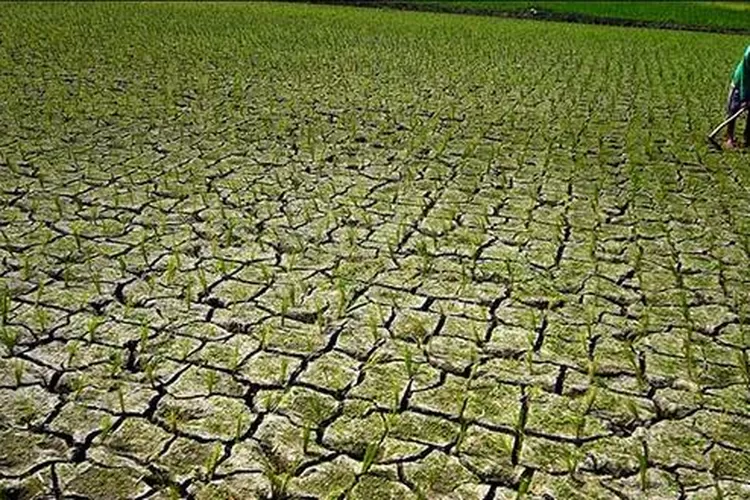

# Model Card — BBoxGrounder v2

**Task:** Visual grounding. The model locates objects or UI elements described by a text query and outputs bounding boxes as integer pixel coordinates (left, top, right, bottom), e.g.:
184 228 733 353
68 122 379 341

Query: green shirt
732 45 750 102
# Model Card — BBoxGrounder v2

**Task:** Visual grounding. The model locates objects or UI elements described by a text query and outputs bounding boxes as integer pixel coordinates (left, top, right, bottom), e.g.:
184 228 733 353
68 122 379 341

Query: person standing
725 45 750 148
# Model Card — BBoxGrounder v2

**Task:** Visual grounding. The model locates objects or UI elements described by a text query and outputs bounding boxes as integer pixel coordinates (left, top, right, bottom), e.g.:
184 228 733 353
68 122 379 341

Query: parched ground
1 3 749 499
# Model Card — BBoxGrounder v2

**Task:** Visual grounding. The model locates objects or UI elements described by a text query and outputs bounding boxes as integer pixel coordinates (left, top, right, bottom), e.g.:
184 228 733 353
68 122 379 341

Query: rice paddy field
1 2 750 499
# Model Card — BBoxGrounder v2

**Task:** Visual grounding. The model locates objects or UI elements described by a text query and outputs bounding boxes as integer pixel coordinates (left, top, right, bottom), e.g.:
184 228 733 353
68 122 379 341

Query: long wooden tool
707 105 747 148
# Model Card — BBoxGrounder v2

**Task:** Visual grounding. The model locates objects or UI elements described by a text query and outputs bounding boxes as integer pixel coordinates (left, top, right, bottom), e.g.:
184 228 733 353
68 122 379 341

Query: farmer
725 45 750 148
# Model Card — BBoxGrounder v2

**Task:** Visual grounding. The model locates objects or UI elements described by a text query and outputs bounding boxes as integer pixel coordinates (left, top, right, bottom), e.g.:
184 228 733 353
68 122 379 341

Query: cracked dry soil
1 2 750 499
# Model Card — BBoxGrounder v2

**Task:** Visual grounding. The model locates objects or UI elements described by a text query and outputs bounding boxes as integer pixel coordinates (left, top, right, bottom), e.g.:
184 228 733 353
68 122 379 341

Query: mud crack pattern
1 3 749 499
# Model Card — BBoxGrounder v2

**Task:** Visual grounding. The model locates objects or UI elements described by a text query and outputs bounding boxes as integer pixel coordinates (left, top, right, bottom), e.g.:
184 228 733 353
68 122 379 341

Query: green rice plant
290 283 301 308
278 358 289 386
477 212 489 235
224 218 237 247
123 293 135 317
678 289 693 330
345 226 358 252
362 352 384 373
625 399 640 423
257 323 271 350
53 195 64 218
99 414 114 441
72 227 82 253
637 441 649 491
168 336 190 361
62 265 73 287
469 323 483 346
457 259 471 295
683 329 696 383
504 259 515 291
314 299 327 335
203 368 219 394
0 326 18 355
107 348 123 378
636 306 650 344
386 241 399 268
259 263 274 285
394 222 406 249
30 196 40 215
139 234 149 265
204 443 223 479
279 289 293 326
21 255 32 281
89 270 102 295
164 253 180 284
405 316 429 347
89 205 100 224
215 256 228 276
468 231 486 264
739 231 750 263
234 411 246 441
165 407 181 433
197 267 208 295
366 309 381 344
402 344 418 379
264 391 285 413
334 278 350 319
144 356 162 386
303 336 316 359
35 280 45 306
162 483 180 500
381 384 401 433
737 349 750 387
454 418 469 453
587 228 598 262
416 239 435 278
301 422 313 454
260 454 299 500
524 343 534 375
12 359 24 386
16 397 38 426
183 278 194 310
575 385 598 441
65 340 80 367
516 468 534 498
116 383 126 413
0 285 11 326
40 229 53 254
360 440 381 475
587 357 599 388
285 251 300 273
512 389 529 466
139 319 151 353
117 257 127 278
361 210 373 230
625 339 645 389
70 375 87 401
228 342 242 372
87 315 105 342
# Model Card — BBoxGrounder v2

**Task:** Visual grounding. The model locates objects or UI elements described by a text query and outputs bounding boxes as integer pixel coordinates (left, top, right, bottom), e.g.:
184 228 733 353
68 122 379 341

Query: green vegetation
369 1 750 33
1 2 749 498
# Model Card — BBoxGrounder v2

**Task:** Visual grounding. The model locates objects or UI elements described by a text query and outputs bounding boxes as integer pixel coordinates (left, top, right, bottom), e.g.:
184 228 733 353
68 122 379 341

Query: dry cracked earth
2 5 750 500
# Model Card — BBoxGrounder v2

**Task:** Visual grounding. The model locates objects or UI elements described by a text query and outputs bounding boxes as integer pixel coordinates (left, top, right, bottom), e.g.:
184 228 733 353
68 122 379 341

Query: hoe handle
709 105 747 140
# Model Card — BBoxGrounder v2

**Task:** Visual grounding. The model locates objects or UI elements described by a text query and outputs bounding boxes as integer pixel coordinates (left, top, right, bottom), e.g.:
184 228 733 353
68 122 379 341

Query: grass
1 1 749 498
405 1 750 32
287 1 750 34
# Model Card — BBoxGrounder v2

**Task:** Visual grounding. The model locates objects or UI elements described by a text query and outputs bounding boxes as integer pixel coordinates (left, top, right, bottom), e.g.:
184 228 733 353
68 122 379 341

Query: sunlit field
1 3 749 498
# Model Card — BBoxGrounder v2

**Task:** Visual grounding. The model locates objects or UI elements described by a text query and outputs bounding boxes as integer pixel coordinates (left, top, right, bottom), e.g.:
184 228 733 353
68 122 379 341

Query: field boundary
286 0 750 35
